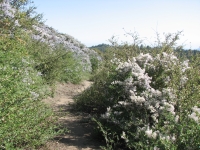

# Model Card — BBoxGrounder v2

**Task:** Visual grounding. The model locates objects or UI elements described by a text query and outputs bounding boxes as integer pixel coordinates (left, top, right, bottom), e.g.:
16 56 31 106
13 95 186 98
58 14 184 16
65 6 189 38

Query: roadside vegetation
76 32 200 149
0 0 88 149
1 0 199 149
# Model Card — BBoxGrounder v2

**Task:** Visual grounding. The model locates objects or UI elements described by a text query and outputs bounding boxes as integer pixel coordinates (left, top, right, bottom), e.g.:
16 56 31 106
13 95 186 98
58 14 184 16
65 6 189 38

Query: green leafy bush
27 41 85 85
0 33 61 149
90 56 99 74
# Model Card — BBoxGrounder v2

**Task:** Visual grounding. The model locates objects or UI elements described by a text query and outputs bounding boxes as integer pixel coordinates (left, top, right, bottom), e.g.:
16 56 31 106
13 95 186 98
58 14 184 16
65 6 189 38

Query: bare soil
40 81 103 150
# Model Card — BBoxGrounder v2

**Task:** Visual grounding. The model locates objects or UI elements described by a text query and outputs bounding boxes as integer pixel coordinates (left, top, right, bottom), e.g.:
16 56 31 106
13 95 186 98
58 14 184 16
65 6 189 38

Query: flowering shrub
89 50 200 149
0 32 62 149
31 24 100 72
0 1 66 149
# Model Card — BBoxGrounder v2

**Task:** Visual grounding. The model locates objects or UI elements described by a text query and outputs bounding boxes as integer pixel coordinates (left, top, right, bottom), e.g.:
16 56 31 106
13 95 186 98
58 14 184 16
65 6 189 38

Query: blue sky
33 0 200 49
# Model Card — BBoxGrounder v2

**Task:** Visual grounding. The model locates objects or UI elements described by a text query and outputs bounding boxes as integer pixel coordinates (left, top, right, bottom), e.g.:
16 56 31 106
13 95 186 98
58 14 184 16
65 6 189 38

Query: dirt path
40 81 102 150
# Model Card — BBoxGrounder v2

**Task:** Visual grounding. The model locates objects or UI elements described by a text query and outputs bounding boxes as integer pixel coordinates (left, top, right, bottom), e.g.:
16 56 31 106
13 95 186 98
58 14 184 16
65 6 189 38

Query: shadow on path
40 81 104 150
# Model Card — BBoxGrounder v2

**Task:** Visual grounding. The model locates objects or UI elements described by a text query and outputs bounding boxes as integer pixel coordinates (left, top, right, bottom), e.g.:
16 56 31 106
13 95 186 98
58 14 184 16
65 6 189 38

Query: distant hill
90 43 111 52
91 43 200 61
175 48 200 60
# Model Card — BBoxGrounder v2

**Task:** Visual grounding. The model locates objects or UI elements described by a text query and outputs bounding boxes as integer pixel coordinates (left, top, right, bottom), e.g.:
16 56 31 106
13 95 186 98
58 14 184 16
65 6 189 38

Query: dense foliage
0 29 58 149
0 0 88 149
75 33 200 149
1 0 199 149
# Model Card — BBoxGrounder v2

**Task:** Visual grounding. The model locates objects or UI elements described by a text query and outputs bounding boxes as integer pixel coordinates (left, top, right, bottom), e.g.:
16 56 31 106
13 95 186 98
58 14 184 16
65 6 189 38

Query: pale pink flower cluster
21 58 47 100
0 0 22 30
0 0 21 27
0 0 15 18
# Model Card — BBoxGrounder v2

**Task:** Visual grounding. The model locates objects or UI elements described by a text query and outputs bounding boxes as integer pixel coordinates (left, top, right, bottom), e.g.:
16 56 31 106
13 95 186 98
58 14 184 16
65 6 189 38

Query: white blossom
37 72 43 76
175 115 179 123
188 112 198 122
154 146 160 150
181 60 190 72
30 91 39 100
121 131 129 142
136 53 153 67
188 106 200 123
145 128 153 138
180 76 188 86
130 94 145 105
192 106 200 114
171 135 176 141
14 20 20 26
101 107 112 119
145 127 158 139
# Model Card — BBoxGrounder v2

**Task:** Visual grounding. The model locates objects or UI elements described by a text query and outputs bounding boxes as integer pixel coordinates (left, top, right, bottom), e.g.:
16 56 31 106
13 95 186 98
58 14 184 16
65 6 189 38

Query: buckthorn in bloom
100 51 199 148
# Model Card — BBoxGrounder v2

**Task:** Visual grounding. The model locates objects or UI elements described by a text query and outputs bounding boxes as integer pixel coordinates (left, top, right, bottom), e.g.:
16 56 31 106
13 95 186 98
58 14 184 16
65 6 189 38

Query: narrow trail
40 81 102 150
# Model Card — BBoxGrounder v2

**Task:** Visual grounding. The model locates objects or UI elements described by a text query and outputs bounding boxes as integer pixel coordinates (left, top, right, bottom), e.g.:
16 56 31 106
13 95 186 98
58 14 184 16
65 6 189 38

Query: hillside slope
1 0 100 71
32 24 100 71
